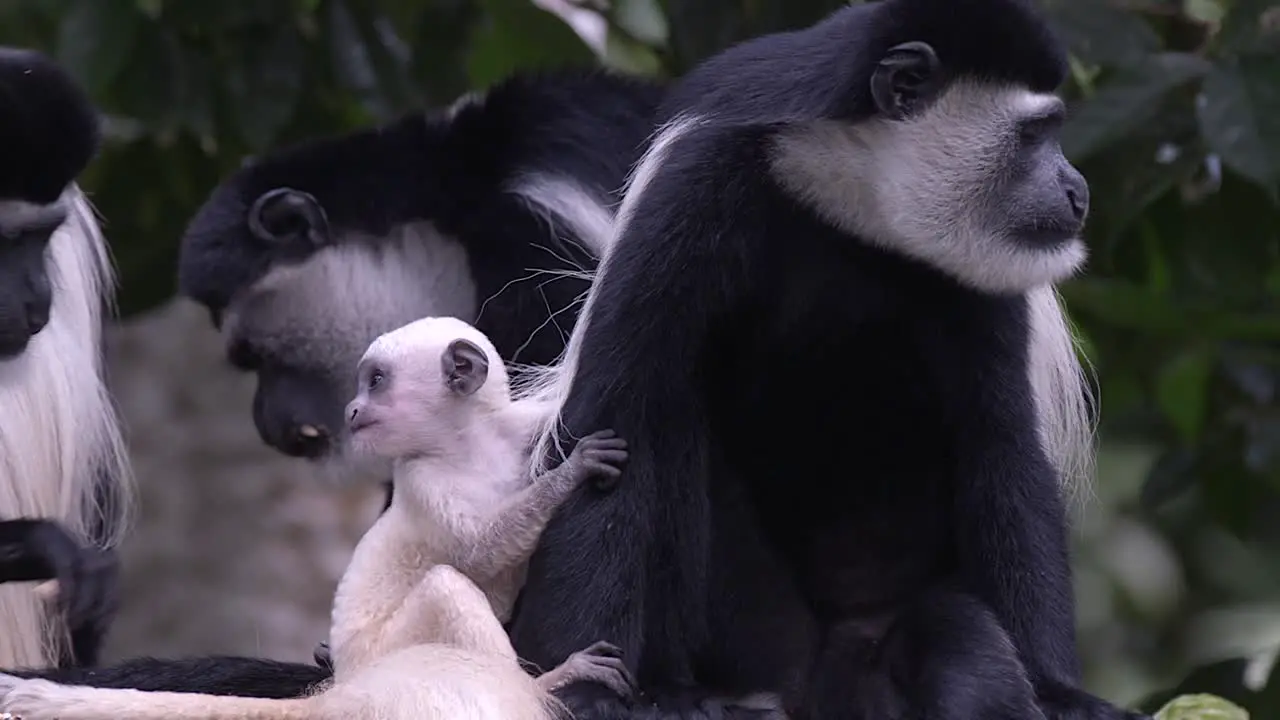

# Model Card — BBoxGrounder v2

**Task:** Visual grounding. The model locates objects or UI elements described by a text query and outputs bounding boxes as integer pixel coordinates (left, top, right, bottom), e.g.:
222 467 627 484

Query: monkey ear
870 41 942 121
248 187 331 249
442 339 490 396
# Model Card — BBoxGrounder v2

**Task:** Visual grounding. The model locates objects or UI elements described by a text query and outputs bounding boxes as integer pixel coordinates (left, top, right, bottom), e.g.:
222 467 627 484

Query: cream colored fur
0 186 133 668
0 317 624 720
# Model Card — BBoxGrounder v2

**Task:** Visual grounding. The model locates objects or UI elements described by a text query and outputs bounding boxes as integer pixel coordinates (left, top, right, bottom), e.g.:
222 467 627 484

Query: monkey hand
564 430 629 490
313 641 334 672
0 519 119 640
1037 682 1153 720
553 642 638 700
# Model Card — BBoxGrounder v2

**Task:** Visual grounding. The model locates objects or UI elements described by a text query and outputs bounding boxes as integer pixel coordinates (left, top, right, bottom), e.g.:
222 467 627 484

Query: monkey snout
24 299 50 336
286 423 330 458
1061 167 1090 224
345 401 366 430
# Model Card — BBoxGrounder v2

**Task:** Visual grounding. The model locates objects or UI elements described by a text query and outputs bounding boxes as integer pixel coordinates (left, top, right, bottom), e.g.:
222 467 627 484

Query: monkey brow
1024 98 1067 123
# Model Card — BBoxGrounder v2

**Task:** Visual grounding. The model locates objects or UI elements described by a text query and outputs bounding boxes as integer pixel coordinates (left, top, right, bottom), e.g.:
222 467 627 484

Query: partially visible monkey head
0 47 101 359
344 316 510 460
670 0 1090 295
177 123 479 471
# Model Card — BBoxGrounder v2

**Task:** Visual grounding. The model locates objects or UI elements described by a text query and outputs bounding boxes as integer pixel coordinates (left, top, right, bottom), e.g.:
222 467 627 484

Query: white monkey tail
0 643 565 720
0 679 317 720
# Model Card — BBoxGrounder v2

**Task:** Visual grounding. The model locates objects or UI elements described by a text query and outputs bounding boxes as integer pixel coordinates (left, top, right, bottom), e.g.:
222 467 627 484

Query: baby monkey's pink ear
442 338 490 396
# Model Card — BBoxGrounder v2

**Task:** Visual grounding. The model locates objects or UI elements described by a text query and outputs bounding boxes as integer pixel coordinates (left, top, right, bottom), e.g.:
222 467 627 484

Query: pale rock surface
100 298 385 664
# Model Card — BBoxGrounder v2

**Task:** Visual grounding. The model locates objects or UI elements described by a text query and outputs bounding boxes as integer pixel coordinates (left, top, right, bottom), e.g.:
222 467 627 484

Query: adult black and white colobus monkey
507 0 1148 718
0 47 133 670
178 70 663 494
0 69 663 695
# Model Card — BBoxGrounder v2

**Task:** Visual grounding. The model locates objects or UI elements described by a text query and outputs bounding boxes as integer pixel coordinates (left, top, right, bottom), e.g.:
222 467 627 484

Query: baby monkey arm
463 429 627 580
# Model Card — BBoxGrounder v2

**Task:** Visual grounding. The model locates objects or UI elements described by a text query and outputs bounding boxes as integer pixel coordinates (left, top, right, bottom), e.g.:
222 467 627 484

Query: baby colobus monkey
0 317 632 720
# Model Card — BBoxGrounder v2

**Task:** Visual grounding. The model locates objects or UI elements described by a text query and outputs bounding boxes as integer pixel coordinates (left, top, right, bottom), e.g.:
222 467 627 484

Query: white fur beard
0 187 132 668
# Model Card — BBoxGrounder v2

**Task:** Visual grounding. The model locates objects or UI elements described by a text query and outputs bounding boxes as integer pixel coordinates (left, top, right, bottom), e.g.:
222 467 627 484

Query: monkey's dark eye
1018 114 1064 145
368 371 385 391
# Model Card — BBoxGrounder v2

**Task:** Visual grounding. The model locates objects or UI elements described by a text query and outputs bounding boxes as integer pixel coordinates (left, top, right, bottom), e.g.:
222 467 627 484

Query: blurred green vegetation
2 0 1279 713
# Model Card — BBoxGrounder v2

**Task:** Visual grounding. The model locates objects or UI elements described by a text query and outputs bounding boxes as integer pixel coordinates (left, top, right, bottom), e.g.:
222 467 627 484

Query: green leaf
406 0 476 105
601 25 664 76
224 25 306 150
1171 167 1280 303
1064 278 1187 333
611 0 669 46
1062 278 1280 341
1155 693 1250 720
465 0 596 90
1041 0 1161 68
54 0 140 96
1217 0 1280 55
98 19 182 128
1062 53 1211 162
1072 90 1205 245
1186 0 1227 25
1197 56 1280 196
1157 350 1216 443
81 134 227 318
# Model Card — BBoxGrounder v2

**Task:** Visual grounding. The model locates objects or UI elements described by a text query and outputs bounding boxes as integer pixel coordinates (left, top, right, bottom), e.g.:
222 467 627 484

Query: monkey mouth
348 418 379 434
1014 224 1081 248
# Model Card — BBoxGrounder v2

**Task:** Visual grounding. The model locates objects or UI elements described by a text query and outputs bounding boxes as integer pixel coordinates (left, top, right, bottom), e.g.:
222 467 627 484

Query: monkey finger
582 641 624 658
583 429 618 441
597 655 639 695
69 549 114 629
586 449 629 464
585 439 628 453
585 461 623 478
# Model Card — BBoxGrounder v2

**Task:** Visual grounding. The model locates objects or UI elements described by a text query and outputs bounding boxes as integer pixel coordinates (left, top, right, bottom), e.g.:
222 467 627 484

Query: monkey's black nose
1067 187 1087 222
25 301 49 336
1062 169 1090 224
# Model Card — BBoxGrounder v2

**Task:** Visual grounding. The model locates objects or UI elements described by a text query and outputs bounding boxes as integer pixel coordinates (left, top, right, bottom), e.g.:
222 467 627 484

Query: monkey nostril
1064 173 1091 224
288 424 330 458
1066 188 1085 221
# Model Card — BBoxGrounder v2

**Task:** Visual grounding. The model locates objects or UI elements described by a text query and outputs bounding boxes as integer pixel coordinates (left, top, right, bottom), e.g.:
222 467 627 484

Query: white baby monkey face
344 359 407 459
344 355 437 459
343 335 493 460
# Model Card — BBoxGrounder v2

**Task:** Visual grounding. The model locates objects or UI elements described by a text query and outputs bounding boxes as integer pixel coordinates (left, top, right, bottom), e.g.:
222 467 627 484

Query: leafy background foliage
1 0 1278 714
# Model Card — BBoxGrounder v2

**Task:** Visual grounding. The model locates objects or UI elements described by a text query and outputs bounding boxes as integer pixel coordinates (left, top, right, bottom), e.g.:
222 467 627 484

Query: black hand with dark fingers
574 430 629 479
313 642 334 672
0 520 119 638
64 546 118 638
579 641 638 699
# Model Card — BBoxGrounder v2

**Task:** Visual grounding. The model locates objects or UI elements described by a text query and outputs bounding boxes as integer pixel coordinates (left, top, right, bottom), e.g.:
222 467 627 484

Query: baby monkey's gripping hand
558 429 628 491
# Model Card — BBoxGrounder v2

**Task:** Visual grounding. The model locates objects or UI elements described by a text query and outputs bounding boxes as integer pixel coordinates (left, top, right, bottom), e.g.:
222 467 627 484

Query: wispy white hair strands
0 186 133 668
